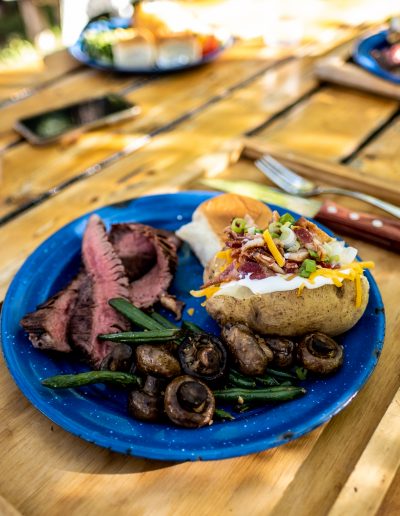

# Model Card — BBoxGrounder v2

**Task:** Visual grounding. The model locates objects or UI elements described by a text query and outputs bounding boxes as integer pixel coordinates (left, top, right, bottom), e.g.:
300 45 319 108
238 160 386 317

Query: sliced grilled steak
109 223 181 314
69 215 130 368
20 273 83 353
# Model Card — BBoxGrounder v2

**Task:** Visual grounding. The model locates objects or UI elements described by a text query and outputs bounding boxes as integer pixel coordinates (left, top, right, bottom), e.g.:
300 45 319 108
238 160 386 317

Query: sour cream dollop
213 270 351 300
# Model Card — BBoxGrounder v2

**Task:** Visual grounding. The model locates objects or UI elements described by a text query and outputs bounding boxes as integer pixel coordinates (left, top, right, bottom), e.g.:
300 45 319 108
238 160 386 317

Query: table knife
201 178 400 253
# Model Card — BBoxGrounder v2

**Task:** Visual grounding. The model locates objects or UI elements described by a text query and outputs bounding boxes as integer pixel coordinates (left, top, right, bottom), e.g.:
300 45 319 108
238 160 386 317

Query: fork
255 155 400 219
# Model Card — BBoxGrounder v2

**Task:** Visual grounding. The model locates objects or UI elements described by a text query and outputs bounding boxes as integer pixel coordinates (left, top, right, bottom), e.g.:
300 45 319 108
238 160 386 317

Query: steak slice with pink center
109 223 182 317
69 215 130 367
20 273 83 353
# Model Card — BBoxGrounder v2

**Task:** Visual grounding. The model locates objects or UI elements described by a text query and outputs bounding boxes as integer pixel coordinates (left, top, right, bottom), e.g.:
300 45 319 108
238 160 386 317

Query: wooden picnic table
0 7 400 516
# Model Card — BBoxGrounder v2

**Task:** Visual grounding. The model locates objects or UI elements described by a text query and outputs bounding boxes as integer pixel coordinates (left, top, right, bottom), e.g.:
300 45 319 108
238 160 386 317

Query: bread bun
112 28 156 69
156 33 202 68
176 193 273 267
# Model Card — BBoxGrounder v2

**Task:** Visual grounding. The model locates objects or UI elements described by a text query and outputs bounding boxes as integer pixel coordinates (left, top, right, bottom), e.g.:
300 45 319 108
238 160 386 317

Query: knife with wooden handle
201 178 400 253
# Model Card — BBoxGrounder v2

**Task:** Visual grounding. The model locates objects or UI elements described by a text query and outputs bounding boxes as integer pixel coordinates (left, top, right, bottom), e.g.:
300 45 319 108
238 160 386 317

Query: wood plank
1 158 399 516
0 53 315 222
0 49 81 106
328 389 400 516
240 139 400 204
0 26 364 221
0 69 144 142
377 466 400 515
349 115 400 184
194 159 400 516
253 86 398 161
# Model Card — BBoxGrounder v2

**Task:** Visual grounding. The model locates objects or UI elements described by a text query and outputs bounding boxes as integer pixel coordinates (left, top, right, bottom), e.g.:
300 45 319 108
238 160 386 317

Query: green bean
150 312 178 329
98 329 180 343
109 298 162 330
265 367 297 380
181 320 204 333
42 371 140 389
228 370 257 389
255 375 281 387
214 408 235 421
213 386 306 404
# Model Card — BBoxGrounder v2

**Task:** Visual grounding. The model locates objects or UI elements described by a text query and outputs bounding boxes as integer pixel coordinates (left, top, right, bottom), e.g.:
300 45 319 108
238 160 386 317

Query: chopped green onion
231 217 247 233
330 254 340 263
295 366 308 380
270 232 280 239
308 249 319 259
254 229 264 234
268 221 281 235
279 213 295 225
299 259 317 278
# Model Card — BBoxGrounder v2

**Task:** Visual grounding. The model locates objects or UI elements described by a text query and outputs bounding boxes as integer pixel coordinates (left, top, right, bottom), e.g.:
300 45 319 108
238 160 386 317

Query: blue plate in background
0 192 385 461
353 30 400 84
69 18 233 74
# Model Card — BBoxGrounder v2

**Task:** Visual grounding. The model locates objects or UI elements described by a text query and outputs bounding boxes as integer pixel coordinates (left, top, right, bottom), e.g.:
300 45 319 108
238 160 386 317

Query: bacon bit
225 240 243 249
271 210 280 222
294 227 313 245
296 217 331 243
283 261 299 274
238 261 274 280
201 262 239 288
241 237 265 251
318 261 340 269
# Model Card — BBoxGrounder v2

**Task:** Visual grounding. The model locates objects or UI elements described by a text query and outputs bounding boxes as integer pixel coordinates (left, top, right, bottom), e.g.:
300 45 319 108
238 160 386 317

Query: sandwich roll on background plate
177 193 374 337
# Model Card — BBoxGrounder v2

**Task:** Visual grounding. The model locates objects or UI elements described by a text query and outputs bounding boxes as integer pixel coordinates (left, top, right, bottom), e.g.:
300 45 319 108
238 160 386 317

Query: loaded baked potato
178 194 373 337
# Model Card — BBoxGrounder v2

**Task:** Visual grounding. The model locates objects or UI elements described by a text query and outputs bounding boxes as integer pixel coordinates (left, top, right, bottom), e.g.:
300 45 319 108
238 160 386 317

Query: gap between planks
0 26 364 225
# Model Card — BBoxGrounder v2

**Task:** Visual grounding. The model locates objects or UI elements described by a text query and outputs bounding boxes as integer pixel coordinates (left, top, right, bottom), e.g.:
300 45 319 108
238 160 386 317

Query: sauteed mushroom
179 332 227 382
136 345 181 378
264 337 295 368
128 376 165 422
221 324 273 376
297 332 343 374
164 375 215 428
100 343 134 372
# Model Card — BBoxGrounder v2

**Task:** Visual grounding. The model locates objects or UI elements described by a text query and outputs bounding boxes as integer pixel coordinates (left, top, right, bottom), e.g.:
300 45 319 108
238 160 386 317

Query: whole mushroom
136 345 181 378
164 375 215 428
297 332 343 374
128 375 165 423
221 323 273 376
179 332 227 383
264 337 295 368
100 343 134 372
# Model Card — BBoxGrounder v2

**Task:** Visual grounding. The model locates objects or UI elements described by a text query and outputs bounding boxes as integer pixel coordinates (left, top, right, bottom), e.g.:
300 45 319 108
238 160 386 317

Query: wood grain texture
0 49 80 106
0 27 364 221
241 139 400 204
0 54 315 221
254 86 399 161
1 13 400 516
0 69 141 143
349 115 400 183
328 389 400 516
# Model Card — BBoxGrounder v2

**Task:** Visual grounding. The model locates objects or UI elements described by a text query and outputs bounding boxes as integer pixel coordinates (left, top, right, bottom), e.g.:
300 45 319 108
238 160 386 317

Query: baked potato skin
205 276 369 337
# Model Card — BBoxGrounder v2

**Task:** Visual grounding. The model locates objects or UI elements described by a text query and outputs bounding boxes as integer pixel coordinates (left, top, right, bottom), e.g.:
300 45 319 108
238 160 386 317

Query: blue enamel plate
69 18 233 74
353 30 400 84
1 192 385 461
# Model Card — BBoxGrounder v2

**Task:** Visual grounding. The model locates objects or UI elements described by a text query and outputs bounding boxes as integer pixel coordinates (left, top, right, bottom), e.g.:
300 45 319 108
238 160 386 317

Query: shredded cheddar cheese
216 250 233 264
190 286 220 299
263 229 285 267
297 283 306 296
297 261 375 308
